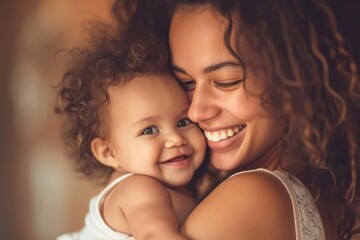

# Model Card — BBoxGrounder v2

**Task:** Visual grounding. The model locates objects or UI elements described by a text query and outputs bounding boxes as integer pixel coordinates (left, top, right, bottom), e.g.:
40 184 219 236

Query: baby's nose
164 133 188 148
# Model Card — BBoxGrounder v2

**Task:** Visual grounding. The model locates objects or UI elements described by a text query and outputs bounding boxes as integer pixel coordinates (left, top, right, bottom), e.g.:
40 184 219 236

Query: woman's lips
205 125 247 151
204 125 245 142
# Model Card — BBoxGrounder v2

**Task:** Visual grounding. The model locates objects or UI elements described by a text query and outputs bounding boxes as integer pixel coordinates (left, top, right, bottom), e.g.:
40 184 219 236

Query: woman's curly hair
55 9 169 183
169 0 360 238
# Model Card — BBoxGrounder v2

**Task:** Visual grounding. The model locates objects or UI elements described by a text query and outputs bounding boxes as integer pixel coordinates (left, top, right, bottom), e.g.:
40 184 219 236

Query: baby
56 29 205 240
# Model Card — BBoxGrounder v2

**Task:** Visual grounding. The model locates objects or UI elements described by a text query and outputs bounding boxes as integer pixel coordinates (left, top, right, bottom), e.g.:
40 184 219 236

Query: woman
113 0 360 239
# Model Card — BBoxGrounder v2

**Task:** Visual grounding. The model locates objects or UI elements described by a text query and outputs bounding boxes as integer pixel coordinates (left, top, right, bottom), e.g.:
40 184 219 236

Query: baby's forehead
104 71 189 123
108 71 187 106
109 71 177 89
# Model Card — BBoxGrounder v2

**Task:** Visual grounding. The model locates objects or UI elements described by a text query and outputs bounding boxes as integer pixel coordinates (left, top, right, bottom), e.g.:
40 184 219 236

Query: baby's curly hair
55 15 169 183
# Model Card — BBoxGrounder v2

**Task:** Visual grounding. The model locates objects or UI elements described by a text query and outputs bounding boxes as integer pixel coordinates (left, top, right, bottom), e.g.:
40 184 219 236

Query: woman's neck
236 144 282 173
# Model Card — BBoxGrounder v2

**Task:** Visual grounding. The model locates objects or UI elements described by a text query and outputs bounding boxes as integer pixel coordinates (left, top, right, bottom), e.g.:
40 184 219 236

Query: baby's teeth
234 127 240 133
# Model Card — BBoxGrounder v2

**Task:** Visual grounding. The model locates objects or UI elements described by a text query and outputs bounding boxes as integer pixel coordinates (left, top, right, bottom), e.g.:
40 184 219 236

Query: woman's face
169 6 284 170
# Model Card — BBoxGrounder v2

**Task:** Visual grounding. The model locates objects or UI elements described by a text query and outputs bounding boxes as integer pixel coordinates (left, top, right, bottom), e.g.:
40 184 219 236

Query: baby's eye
178 118 192 128
140 126 159 135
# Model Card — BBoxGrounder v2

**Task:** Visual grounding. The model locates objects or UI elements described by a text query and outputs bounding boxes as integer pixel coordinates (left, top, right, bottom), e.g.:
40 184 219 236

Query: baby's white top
57 173 135 240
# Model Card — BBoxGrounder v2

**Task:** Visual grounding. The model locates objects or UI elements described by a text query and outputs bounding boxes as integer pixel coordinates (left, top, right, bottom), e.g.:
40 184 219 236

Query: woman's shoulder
219 169 296 220
181 169 295 240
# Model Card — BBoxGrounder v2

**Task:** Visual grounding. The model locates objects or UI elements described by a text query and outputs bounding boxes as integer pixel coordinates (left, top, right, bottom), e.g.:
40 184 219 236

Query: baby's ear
91 137 119 168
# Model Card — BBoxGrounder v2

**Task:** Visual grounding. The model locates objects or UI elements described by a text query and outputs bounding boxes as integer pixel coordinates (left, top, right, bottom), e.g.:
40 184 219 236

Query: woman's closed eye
214 79 243 89
180 79 243 91
140 126 159 136
180 80 196 91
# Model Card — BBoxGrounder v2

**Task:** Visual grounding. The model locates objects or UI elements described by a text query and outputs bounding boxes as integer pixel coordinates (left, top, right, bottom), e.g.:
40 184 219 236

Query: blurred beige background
1 1 359 240
1 1 113 239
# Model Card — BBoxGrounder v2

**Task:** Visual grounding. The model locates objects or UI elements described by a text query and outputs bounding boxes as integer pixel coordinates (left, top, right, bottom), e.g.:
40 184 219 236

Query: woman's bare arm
181 171 296 240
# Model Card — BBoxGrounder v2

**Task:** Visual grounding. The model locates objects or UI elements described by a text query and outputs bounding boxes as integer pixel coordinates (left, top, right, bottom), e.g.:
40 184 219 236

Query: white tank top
59 169 326 239
229 168 326 240
57 173 135 240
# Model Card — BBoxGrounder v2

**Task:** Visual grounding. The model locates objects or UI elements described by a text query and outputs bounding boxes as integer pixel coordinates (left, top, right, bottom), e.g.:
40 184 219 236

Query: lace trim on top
229 169 326 240
273 170 325 240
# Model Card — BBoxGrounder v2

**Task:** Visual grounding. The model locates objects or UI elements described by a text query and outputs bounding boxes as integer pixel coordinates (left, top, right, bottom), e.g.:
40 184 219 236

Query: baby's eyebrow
132 115 158 127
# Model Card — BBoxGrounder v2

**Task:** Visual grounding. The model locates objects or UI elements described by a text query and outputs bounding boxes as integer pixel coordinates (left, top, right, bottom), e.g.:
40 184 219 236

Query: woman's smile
203 125 246 142
203 125 247 152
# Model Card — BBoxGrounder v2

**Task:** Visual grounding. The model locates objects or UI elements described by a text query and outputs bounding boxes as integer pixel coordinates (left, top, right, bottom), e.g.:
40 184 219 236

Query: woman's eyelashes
180 80 195 91
180 79 244 91
214 79 244 89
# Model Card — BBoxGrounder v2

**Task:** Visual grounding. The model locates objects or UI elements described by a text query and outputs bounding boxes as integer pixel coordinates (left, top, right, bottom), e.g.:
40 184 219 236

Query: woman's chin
210 151 242 171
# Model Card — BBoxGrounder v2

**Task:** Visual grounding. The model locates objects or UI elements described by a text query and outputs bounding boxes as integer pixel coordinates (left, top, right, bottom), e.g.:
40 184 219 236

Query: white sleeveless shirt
57 173 135 240
229 168 326 240
58 169 326 239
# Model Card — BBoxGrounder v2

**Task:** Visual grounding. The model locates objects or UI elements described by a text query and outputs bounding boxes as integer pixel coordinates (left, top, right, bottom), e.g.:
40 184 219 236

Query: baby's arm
120 175 190 240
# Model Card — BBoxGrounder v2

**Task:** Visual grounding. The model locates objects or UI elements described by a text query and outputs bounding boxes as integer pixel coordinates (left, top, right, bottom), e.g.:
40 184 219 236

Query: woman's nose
188 85 219 123
164 132 188 148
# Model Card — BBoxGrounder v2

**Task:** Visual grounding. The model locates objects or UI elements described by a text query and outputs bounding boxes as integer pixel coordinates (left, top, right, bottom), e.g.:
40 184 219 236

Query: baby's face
106 73 205 186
